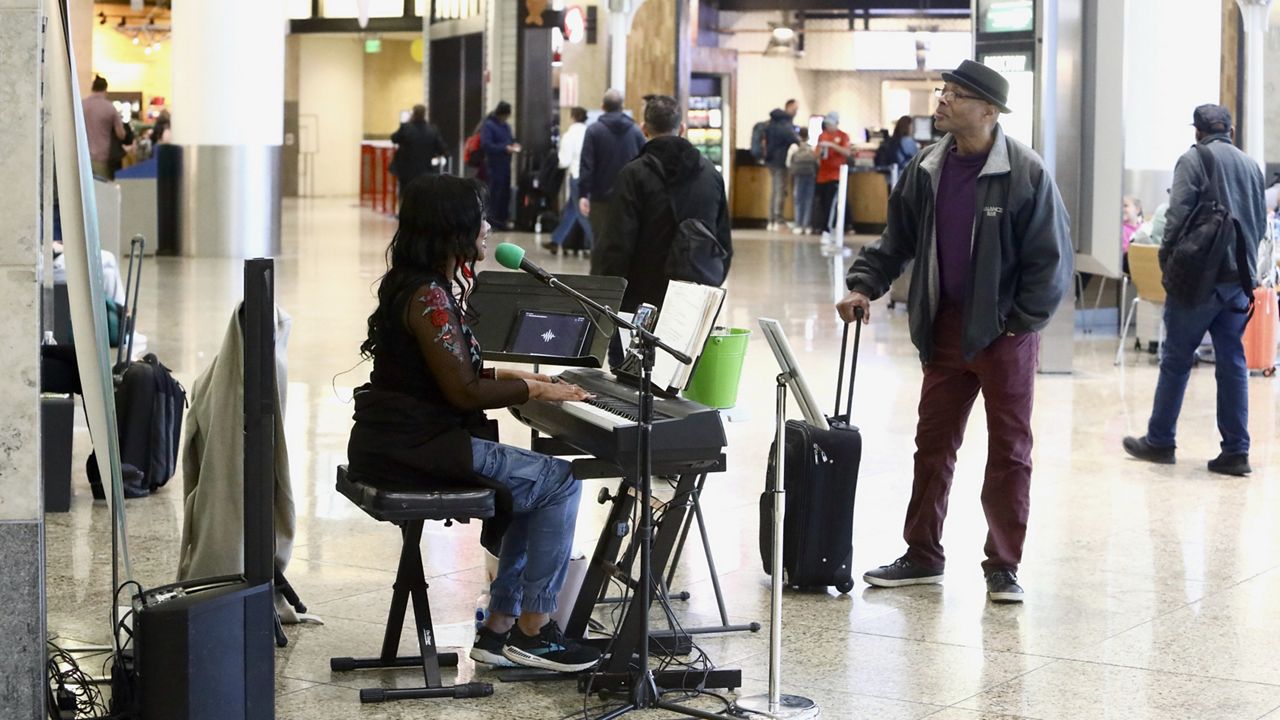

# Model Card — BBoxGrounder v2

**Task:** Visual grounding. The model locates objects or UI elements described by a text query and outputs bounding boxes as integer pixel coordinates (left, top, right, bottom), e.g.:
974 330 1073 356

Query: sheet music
652 282 725 392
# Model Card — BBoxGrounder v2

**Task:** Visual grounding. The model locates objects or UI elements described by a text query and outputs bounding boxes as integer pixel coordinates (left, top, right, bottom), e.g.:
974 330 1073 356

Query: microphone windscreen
494 242 525 271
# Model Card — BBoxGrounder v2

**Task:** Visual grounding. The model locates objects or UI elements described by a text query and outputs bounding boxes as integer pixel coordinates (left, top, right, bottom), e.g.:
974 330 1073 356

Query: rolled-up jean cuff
489 590 522 617
522 591 558 615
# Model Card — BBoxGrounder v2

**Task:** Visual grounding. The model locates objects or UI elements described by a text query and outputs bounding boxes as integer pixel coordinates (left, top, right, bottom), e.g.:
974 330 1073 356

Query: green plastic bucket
683 328 752 409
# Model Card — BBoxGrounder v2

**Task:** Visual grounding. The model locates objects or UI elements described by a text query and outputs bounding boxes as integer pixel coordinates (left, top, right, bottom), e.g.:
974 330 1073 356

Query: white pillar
608 0 645 95
1236 0 1273 170
171 0 286 257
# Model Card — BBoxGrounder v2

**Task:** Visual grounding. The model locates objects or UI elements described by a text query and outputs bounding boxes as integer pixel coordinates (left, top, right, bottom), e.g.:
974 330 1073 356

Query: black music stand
470 270 626 367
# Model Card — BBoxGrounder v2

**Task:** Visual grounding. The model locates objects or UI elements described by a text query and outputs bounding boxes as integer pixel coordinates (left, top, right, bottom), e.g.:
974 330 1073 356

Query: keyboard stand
600 473 760 638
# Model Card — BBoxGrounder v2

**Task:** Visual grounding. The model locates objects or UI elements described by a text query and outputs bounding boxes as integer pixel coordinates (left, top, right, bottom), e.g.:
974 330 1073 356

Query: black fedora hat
941 59 1011 114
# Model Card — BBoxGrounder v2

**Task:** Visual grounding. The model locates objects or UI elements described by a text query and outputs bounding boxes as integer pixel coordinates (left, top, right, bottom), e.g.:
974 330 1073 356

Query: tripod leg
663 474 705 589
690 480 732 627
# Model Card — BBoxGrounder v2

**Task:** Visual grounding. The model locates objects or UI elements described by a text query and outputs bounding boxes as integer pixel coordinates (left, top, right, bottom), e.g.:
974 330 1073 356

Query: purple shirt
935 147 988 309
82 93 123 163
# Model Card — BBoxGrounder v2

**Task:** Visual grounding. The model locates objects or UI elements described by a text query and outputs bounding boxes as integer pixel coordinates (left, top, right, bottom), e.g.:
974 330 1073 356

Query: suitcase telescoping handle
833 307 864 419
117 235 145 368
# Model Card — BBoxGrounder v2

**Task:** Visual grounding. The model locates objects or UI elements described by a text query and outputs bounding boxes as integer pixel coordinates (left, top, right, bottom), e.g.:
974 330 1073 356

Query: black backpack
874 137 900 169
750 121 768 162
1161 144 1255 311
647 156 730 286
86 354 187 495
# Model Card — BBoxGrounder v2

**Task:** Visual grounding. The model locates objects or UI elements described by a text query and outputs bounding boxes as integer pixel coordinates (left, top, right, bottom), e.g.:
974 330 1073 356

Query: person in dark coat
1123 105 1267 477
598 94 733 363
580 89 646 263
763 100 799 230
391 104 447 193
480 101 520 228
347 174 600 673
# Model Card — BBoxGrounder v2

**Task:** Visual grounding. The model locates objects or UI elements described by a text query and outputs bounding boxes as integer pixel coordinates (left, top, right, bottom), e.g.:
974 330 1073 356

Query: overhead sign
979 0 1035 34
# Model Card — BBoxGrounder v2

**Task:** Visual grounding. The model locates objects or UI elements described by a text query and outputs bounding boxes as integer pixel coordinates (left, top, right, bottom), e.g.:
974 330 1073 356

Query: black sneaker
1123 435 1176 464
502 620 601 673
863 556 944 588
1208 452 1251 476
469 626 516 668
986 570 1024 604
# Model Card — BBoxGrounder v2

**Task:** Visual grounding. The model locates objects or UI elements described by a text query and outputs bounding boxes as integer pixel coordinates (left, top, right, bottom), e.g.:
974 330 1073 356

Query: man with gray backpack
1123 104 1267 476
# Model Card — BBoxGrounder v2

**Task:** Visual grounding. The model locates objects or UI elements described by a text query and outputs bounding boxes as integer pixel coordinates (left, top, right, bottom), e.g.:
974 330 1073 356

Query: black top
348 271 528 486
391 120 447 183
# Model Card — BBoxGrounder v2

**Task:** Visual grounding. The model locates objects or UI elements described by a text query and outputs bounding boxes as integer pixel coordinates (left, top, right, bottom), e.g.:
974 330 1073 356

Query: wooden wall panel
625 0 677 116
1220 0 1240 138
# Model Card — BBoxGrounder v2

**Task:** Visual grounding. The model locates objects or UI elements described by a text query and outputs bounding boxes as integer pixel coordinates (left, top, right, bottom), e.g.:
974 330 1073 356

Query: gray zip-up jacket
846 125 1073 362
1160 134 1266 287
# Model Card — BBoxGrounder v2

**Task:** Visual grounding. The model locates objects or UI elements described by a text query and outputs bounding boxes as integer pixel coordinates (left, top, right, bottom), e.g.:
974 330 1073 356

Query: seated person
1122 195 1143 252
346 174 601 674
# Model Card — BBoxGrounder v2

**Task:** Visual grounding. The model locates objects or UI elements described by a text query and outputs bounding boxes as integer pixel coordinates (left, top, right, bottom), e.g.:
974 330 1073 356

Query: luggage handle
833 308 863 420
117 235 145 369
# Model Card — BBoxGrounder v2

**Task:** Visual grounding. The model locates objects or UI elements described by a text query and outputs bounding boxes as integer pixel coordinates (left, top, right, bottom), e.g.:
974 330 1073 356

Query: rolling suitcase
87 236 187 497
1243 286 1277 376
759 318 863 593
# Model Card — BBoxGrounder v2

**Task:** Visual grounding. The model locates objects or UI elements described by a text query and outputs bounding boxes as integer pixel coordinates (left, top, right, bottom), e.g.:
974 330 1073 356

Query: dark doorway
430 32 484 174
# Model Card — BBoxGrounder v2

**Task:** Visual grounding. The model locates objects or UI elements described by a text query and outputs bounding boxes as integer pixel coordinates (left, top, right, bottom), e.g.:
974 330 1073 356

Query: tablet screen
508 309 592 358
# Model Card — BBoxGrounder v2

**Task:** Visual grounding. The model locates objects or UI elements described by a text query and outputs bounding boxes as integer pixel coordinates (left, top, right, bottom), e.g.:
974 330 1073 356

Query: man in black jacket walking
1123 105 1266 476
580 89 647 265
391 104 447 193
599 95 732 311
599 95 733 364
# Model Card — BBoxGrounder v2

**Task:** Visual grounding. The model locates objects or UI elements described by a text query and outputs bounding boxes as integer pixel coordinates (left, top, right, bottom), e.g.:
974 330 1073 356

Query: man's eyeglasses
934 87 984 103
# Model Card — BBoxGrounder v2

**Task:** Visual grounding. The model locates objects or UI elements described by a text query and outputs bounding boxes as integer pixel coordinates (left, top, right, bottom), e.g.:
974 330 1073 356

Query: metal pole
734 376 819 719
768 377 786 706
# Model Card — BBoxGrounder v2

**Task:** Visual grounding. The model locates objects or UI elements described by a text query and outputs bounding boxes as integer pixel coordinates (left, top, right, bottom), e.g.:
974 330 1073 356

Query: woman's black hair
494 101 512 118
360 174 488 359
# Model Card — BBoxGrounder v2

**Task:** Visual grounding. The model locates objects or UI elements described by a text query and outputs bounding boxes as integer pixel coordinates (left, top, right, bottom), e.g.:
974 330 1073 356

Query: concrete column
1235 0 1273 169
171 0 286 257
0 0 47 718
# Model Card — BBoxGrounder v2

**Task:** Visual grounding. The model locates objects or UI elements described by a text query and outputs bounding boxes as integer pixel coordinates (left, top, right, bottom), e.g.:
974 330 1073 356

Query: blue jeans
792 175 815 229
551 177 593 247
1147 283 1251 454
471 438 581 615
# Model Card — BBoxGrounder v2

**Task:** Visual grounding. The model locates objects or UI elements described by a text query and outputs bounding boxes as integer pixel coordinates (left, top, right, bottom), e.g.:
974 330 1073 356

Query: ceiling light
144 46 152 55
98 11 106 24
132 36 140 45
771 26 795 43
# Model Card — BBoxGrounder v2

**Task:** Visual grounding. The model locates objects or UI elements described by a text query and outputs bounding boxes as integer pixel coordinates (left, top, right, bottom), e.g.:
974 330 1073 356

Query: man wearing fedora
836 60 1073 603
1122 105 1266 476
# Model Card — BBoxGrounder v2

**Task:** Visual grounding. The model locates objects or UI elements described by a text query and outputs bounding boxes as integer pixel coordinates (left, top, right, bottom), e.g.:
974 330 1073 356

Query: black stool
329 465 496 704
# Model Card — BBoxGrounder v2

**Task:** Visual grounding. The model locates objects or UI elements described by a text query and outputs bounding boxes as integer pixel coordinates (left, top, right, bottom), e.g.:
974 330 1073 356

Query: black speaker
133 577 274 720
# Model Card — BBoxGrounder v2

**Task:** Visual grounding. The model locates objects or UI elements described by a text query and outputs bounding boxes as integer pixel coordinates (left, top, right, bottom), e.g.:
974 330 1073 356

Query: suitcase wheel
1264 367 1276 378
835 579 855 594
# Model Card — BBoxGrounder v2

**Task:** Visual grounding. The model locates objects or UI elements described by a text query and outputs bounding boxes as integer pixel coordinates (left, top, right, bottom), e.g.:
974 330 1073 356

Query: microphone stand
526 272 725 720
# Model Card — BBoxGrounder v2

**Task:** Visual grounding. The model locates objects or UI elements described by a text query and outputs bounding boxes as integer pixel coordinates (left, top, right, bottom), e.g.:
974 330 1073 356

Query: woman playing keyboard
347 174 601 673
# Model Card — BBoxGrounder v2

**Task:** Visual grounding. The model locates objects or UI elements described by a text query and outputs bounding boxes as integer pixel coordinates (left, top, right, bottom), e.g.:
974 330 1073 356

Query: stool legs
330 519 494 703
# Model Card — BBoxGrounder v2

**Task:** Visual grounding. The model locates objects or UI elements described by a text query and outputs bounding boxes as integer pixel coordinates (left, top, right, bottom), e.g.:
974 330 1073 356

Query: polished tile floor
46 198 1280 719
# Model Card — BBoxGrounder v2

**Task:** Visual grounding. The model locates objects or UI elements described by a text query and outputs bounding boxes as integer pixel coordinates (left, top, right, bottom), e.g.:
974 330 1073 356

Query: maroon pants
903 308 1039 574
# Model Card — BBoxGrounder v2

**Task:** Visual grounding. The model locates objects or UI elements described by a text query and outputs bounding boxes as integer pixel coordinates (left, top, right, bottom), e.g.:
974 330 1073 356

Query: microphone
494 242 554 283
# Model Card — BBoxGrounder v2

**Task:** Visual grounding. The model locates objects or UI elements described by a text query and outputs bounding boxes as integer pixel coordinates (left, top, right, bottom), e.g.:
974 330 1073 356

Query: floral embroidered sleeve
406 282 529 411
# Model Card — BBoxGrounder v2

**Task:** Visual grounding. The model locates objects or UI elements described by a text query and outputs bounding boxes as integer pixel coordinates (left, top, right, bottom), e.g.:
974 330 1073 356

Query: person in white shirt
546 107 592 253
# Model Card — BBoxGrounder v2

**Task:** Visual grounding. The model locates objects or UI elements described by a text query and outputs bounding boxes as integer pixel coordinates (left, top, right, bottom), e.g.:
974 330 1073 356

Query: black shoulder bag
648 156 730 286
1162 144 1255 315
